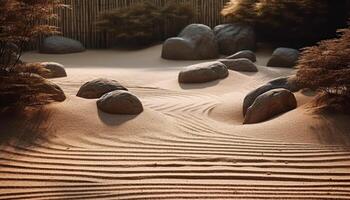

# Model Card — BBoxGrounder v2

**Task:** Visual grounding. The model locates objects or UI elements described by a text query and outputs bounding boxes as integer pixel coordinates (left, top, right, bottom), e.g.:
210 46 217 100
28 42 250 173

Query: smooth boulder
267 48 299 68
162 24 219 60
39 36 85 54
40 62 67 78
226 50 256 62
244 89 297 124
219 58 258 72
77 78 128 99
214 24 256 55
178 62 228 83
97 90 143 115
243 76 301 115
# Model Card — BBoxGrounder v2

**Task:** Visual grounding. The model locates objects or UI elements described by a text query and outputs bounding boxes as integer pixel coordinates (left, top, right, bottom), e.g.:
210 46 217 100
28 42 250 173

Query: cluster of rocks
39 36 85 54
162 24 219 60
162 23 256 60
243 76 301 124
77 78 143 115
162 23 300 69
178 49 258 84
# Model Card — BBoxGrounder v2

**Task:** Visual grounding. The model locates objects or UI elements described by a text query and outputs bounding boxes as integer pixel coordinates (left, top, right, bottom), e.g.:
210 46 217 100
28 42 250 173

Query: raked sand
1 45 350 199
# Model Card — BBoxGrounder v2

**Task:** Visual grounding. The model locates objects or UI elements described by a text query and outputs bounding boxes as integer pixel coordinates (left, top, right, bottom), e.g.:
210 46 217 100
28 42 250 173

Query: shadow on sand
0 107 52 148
179 80 221 90
97 109 138 126
309 111 350 146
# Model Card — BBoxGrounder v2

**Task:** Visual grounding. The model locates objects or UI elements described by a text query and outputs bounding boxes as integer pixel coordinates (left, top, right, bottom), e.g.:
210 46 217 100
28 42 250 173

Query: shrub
221 0 350 47
0 0 65 108
97 0 195 46
0 0 64 70
296 27 350 113
0 71 66 108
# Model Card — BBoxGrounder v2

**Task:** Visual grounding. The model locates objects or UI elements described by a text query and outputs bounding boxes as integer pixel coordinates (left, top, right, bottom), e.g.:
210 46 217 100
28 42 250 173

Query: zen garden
1 0 350 199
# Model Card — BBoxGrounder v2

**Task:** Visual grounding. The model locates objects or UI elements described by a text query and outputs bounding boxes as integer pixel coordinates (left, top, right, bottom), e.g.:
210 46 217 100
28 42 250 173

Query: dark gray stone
214 24 256 55
244 89 297 124
97 90 143 115
226 50 256 62
178 62 228 83
40 62 67 78
77 78 128 99
162 24 219 60
219 58 258 72
243 75 301 116
267 48 299 68
40 36 85 54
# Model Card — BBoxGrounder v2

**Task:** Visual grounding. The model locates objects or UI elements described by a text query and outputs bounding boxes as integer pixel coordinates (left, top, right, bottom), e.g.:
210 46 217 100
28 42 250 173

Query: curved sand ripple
1 48 350 199
1 87 350 199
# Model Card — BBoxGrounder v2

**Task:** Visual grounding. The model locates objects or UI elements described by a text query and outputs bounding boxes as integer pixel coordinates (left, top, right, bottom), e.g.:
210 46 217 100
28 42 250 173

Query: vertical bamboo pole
35 0 227 49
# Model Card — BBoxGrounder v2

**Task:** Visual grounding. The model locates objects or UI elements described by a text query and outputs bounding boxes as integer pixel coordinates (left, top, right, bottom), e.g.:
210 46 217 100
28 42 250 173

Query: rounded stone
77 78 128 99
40 36 85 54
244 89 297 124
226 50 256 62
219 58 258 72
97 90 143 115
214 24 256 55
40 62 67 78
178 62 228 83
243 76 301 116
162 24 219 60
267 48 299 68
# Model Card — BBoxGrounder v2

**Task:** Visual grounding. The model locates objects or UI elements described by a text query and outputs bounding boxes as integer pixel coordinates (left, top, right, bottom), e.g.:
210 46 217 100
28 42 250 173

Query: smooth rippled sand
1 45 350 200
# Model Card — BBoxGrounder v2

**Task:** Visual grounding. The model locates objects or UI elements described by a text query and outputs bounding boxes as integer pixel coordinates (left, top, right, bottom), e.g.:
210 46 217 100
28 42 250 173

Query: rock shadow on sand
97 109 138 126
179 80 221 90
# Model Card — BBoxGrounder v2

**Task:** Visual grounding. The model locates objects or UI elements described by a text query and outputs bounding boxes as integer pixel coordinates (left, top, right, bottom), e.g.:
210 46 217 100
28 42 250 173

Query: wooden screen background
46 0 228 48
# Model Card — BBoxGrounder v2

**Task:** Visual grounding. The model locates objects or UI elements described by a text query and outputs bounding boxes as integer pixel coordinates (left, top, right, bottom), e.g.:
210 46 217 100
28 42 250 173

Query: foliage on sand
296 27 350 113
97 0 195 46
221 0 350 46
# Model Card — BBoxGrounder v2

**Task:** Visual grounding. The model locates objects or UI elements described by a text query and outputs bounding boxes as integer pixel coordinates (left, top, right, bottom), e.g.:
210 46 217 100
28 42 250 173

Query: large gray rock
214 24 256 55
219 58 258 72
244 89 297 124
39 36 85 54
178 62 228 83
40 62 67 78
243 76 301 115
77 78 127 99
162 24 219 60
97 90 143 115
226 50 256 62
267 48 299 68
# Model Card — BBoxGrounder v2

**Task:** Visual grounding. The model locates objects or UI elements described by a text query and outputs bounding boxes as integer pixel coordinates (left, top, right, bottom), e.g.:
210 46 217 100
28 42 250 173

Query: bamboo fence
42 0 227 48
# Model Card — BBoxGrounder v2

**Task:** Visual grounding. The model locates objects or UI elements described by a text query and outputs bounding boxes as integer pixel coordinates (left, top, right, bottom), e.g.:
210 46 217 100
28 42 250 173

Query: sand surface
1 45 350 199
